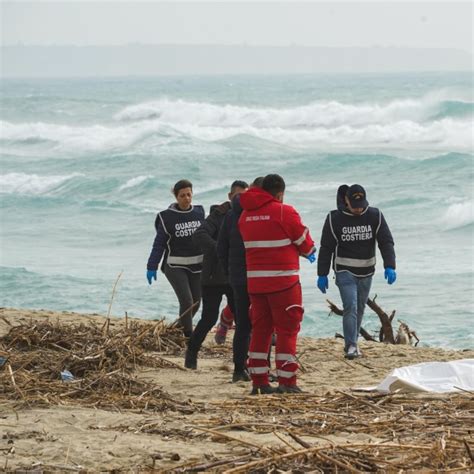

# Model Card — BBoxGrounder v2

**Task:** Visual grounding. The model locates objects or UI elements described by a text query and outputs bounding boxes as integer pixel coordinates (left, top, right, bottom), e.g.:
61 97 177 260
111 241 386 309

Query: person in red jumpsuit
238 174 316 394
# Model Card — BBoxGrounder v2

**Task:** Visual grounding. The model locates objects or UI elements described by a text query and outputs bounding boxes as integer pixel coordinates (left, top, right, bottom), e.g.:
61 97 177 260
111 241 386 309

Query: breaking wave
0 172 83 195
1 117 472 153
441 201 474 230
114 91 473 127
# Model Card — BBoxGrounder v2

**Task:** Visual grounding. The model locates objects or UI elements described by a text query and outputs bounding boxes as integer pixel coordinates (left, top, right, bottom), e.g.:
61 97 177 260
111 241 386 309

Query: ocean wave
114 92 473 128
0 120 176 152
286 181 344 193
1 116 472 154
441 202 474 230
0 172 83 195
119 175 153 191
169 118 473 151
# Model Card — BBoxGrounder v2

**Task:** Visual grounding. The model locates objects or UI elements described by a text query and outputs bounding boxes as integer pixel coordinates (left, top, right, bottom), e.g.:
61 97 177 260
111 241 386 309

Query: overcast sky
2 1 473 53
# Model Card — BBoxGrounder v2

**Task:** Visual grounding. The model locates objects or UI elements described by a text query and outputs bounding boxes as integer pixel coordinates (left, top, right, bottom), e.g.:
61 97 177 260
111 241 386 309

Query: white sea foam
441 201 474 230
169 118 473 151
287 181 344 193
119 175 153 191
114 92 472 128
0 120 175 153
2 91 473 153
0 172 82 195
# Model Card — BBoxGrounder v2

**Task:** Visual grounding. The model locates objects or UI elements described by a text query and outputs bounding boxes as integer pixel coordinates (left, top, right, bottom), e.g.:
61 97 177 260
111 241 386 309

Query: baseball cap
346 184 368 208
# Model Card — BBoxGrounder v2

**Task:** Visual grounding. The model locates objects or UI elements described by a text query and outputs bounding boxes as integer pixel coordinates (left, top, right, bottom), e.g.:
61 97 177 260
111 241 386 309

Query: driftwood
367 294 396 343
326 300 377 342
327 295 419 345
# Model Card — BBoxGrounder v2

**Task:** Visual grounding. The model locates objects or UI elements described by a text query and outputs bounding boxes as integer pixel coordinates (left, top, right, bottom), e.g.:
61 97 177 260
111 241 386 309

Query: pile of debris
172 391 473 472
0 318 197 413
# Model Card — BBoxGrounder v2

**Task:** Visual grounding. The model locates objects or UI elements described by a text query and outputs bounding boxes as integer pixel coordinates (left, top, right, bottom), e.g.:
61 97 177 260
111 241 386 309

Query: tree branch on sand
327 296 419 345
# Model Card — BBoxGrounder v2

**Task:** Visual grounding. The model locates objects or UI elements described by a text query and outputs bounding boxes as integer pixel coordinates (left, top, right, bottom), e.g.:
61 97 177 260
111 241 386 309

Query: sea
1 72 473 349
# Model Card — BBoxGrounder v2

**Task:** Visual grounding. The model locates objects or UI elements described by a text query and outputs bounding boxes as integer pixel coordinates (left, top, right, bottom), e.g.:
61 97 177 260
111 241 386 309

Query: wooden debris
0 318 196 413
327 296 419 345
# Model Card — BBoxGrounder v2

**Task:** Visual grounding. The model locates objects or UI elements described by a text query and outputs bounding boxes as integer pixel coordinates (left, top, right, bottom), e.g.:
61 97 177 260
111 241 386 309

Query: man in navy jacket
217 179 262 382
317 184 396 360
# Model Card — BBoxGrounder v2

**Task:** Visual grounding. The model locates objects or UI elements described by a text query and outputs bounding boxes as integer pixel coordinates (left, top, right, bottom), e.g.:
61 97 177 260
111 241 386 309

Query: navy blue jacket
318 206 396 277
216 194 247 287
147 203 205 272
193 202 231 286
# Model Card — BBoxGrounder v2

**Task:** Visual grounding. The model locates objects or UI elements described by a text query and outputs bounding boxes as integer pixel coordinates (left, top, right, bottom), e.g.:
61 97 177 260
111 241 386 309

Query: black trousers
232 284 252 372
164 264 201 337
188 285 234 353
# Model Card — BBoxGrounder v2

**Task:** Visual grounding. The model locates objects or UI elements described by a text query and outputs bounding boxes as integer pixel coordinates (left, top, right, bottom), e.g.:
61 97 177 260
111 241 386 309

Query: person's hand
147 270 157 285
317 275 329 293
384 267 396 285
305 252 316 264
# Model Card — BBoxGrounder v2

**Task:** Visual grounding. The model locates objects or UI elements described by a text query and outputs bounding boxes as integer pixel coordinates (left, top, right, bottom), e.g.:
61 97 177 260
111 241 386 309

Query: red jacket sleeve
281 205 316 257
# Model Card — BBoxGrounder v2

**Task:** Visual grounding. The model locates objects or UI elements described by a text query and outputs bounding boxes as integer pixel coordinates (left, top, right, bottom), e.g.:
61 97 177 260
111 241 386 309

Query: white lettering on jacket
341 225 373 242
174 220 201 237
245 215 270 221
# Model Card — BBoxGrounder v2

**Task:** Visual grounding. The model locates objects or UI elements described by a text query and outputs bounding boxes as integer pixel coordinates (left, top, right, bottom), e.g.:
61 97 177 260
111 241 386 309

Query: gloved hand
305 252 316 264
317 275 329 294
146 270 157 285
384 267 396 285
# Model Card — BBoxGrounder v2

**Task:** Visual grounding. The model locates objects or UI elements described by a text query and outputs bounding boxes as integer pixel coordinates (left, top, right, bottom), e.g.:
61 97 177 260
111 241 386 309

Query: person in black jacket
185 180 249 370
216 177 264 382
317 184 397 360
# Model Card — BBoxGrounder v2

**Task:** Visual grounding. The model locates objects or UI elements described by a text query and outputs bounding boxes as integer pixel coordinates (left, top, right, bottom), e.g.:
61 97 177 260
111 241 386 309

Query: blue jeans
335 271 372 349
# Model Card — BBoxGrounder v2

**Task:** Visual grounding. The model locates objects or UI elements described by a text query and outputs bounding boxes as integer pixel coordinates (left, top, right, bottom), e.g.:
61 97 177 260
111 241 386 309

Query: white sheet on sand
358 359 474 394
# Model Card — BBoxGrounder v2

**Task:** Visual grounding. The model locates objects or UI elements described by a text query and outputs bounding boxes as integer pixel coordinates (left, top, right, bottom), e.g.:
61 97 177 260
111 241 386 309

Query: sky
2 1 473 53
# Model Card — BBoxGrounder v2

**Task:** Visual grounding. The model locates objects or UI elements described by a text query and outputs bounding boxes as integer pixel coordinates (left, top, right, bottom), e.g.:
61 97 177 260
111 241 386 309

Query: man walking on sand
239 174 316 394
184 180 248 370
317 184 396 360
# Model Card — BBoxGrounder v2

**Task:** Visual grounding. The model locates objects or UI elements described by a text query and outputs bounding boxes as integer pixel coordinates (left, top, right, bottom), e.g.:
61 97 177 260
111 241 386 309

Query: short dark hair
251 176 264 188
173 179 193 196
230 180 249 193
262 174 285 196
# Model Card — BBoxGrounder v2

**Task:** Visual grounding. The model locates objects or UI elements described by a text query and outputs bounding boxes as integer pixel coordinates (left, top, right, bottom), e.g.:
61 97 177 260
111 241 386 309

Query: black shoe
277 385 304 394
232 370 251 383
268 372 278 383
184 349 197 369
250 385 276 395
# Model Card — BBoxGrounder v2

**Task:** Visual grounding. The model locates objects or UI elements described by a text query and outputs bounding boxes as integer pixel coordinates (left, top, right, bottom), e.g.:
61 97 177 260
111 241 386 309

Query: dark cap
346 184 368 208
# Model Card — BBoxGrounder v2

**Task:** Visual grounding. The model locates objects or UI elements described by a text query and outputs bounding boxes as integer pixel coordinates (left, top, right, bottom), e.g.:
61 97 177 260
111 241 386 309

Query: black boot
277 384 304 394
250 385 276 395
184 349 197 369
232 369 251 383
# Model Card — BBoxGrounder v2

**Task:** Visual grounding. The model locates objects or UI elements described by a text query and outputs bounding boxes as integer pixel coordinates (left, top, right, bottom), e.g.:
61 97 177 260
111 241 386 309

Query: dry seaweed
0 318 197 413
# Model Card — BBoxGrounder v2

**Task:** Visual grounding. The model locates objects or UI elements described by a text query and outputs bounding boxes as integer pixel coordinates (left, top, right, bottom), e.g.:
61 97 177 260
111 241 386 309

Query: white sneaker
345 344 360 360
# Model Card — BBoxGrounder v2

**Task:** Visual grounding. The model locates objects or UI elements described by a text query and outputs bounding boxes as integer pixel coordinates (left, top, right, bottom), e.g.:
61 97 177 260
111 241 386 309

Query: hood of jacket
209 201 231 216
336 184 349 212
240 187 275 211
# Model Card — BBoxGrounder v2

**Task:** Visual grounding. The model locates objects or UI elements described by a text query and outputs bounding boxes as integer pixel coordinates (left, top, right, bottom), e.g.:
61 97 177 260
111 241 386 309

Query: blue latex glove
146 270 157 285
305 252 316 264
317 275 329 294
384 267 396 285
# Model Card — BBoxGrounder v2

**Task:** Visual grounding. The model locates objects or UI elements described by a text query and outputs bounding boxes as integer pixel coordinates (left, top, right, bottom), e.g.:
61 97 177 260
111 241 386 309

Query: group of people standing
146 175 396 395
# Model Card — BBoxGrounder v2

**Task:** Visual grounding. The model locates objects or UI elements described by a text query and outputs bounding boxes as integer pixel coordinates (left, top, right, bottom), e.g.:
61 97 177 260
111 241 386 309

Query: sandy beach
0 307 473 472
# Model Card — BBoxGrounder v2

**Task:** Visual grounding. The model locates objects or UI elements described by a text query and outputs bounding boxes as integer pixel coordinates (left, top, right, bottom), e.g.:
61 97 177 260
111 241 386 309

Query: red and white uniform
238 187 315 387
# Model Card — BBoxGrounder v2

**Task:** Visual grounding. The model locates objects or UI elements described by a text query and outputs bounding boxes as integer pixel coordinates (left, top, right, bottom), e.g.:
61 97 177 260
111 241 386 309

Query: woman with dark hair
146 179 205 337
